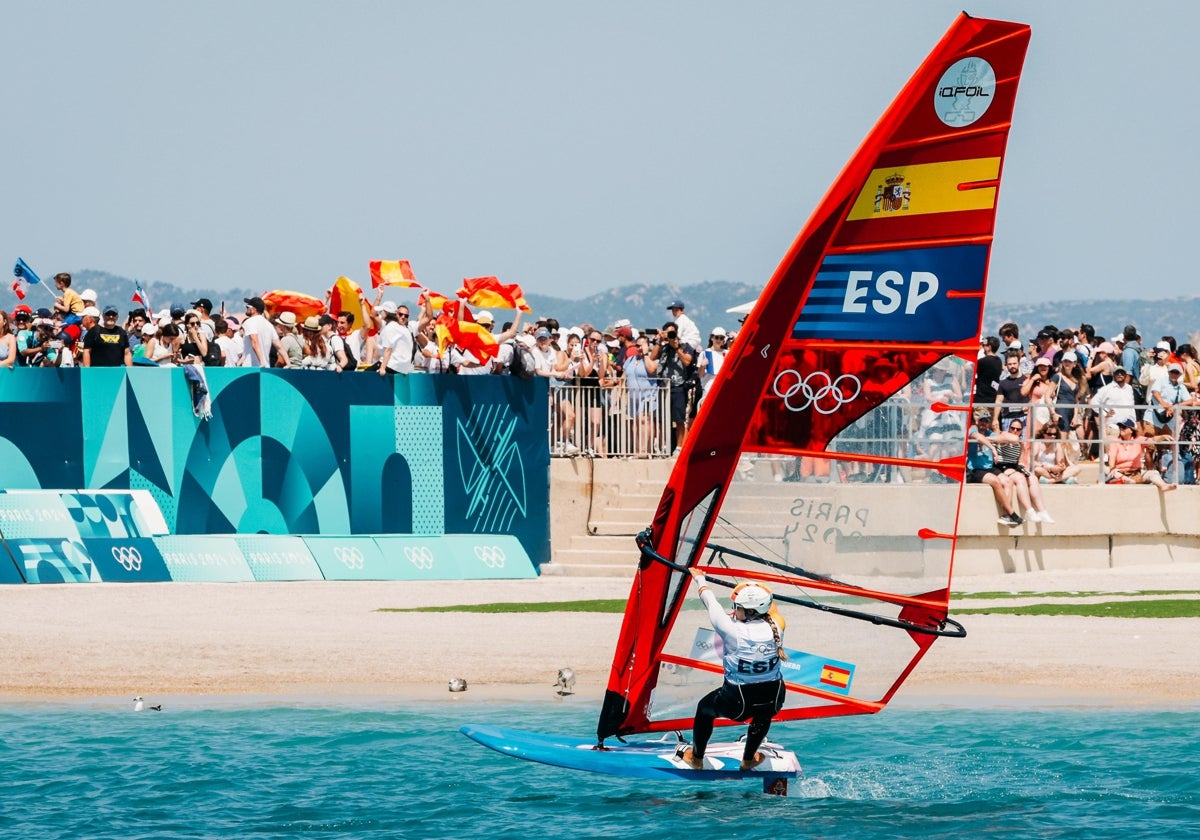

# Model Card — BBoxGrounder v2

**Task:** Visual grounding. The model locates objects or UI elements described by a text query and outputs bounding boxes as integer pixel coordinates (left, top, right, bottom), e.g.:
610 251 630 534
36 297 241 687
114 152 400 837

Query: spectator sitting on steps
991 418 1054 523
966 411 1022 527
1105 418 1177 492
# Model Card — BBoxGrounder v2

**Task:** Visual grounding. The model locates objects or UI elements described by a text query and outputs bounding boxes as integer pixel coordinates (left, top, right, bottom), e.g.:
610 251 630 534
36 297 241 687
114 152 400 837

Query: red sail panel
598 13 1030 741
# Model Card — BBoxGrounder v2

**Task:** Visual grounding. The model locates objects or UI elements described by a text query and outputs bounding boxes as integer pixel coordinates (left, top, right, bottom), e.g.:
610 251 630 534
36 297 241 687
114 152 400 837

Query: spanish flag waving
456 276 530 312
369 260 420 289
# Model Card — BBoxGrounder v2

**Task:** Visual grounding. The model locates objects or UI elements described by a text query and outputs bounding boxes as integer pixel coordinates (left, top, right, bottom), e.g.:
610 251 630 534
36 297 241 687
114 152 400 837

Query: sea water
2 700 1197 839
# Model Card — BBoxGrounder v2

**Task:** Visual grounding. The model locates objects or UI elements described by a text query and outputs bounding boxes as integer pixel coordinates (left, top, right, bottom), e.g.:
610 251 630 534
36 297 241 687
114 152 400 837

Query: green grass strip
379 599 627 614
955 589 1200 600
954 599 1200 618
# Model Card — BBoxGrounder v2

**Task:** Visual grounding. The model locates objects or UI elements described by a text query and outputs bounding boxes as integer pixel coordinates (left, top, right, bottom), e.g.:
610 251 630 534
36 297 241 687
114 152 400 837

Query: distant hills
60 270 1200 346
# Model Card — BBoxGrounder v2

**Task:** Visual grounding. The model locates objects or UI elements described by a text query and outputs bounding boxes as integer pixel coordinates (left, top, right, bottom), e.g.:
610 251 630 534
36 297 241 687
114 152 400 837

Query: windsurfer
682 568 786 771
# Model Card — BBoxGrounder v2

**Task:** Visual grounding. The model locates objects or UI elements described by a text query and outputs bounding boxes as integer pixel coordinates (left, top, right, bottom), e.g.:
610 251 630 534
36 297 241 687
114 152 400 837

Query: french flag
12 257 42 301
131 281 152 314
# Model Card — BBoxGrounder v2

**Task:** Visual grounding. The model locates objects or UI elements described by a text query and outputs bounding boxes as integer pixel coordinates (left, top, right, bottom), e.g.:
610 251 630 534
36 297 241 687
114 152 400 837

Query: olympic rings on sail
771 369 862 414
111 546 143 572
332 546 364 570
473 545 506 569
404 546 435 570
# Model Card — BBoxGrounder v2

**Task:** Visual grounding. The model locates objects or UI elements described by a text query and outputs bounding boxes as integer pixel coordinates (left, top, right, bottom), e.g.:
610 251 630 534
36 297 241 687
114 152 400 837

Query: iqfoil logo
934 57 995 127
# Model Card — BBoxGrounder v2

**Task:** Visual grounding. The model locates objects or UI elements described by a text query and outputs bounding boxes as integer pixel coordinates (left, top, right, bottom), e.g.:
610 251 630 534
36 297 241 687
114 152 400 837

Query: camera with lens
666 330 677 341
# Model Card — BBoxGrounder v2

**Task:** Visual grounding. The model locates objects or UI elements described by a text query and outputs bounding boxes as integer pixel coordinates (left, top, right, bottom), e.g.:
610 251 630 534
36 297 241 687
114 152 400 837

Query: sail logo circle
934 57 995 127
772 369 861 414
111 546 143 571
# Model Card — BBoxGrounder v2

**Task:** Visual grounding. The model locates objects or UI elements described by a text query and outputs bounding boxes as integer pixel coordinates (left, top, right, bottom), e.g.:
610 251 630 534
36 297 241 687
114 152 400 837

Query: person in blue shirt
967 412 1022 527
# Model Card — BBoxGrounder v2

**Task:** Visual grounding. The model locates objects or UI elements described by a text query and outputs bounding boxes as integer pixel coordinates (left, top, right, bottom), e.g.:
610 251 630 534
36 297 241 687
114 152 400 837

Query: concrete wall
549 458 1198 577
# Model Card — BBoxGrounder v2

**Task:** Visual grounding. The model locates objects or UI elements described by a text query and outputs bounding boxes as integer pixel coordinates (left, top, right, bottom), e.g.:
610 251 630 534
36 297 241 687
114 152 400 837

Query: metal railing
547 380 678 458
974 400 1198 485
546 385 1199 486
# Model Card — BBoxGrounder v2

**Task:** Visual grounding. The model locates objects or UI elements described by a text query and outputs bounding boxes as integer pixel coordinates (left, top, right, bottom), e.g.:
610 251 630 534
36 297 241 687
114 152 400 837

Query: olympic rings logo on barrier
771 369 862 414
111 546 143 572
404 546 435 570
473 545 506 569
332 546 364 570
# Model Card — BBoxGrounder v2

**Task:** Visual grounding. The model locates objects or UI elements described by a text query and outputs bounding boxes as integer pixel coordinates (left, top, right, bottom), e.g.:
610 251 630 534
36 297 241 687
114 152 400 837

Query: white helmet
732 584 772 613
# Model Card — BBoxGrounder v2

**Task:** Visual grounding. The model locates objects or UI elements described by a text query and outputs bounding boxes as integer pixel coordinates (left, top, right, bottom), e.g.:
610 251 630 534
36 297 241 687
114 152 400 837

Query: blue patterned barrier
0 369 549 582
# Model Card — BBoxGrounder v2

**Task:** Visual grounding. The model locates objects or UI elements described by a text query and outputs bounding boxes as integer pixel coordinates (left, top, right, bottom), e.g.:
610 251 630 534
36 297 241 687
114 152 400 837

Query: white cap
378 300 398 314
81 306 101 318
711 326 727 337
1156 341 1172 353
81 288 98 302
141 323 157 336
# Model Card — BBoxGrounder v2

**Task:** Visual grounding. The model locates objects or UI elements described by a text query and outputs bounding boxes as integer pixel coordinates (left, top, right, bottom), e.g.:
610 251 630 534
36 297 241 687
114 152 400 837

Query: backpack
203 336 224 368
509 340 536 380
338 335 357 371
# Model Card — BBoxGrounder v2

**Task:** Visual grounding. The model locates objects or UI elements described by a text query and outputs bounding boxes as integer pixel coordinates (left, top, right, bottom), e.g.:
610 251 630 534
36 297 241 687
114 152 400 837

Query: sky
4 1 1198 305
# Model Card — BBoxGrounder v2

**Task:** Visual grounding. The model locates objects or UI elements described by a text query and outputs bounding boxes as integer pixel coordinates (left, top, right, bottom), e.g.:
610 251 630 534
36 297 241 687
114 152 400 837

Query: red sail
599 14 1030 741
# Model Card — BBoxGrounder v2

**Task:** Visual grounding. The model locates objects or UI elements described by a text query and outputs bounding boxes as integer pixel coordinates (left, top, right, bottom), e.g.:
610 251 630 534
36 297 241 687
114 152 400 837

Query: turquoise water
3 700 1198 838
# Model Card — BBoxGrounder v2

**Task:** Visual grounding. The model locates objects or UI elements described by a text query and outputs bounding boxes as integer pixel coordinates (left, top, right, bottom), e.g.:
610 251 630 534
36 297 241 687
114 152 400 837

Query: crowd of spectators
969 320 1197 524
5 278 1198 483
1 279 732 456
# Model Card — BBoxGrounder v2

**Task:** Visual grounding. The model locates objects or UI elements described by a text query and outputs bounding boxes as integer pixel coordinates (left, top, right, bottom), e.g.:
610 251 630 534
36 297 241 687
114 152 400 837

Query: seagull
133 696 162 712
555 668 576 696
448 678 468 693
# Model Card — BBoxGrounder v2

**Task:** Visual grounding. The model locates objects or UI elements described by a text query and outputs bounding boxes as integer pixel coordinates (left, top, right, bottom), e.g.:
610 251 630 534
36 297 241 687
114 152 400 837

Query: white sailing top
698 587 782 686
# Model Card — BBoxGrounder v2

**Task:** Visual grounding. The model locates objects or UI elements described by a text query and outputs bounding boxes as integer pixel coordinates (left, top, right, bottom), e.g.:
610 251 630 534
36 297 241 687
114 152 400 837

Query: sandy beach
3 564 1199 707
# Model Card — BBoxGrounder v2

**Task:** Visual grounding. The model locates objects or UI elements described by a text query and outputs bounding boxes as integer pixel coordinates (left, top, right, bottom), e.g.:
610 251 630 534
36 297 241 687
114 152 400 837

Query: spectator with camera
966 411 1022 527
651 320 697 454
26 314 65 367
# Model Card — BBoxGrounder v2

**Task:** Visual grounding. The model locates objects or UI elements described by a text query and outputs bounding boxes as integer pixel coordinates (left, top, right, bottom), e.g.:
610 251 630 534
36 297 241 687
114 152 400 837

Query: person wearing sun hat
273 310 303 368
1138 341 1173 392
298 315 335 370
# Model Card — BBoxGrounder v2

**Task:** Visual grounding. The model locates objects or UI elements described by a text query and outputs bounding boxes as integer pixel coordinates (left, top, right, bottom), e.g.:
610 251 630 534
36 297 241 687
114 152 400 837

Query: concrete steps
543 454 1171 579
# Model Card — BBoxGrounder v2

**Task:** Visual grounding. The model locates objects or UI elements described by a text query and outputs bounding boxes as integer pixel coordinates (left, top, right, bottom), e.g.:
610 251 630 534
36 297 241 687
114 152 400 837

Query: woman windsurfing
682 568 787 771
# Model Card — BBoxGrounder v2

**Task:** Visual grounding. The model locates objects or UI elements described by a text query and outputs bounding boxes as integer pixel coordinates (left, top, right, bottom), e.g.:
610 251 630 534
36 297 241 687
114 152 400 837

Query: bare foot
739 751 765 771
681 747 705 769
1162 484 1178 493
